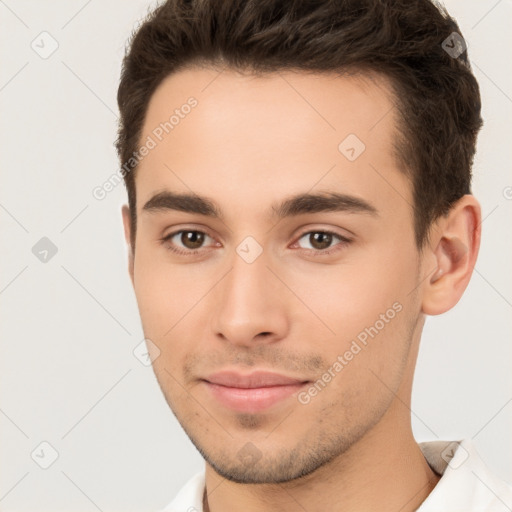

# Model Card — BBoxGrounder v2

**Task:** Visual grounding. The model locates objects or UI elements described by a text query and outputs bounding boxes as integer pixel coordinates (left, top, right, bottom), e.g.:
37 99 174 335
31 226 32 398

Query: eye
160 228 352 257
293 230 351 255
160 229 217 255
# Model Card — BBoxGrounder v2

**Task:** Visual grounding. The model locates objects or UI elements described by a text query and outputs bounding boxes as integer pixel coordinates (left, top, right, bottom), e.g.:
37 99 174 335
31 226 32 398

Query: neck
203 408 440 512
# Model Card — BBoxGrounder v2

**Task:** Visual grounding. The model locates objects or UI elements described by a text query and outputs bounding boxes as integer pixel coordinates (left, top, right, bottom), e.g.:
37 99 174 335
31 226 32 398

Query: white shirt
162 439 512 511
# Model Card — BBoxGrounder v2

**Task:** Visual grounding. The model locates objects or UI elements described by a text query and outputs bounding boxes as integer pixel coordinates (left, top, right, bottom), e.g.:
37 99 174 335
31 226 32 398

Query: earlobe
121 204 135 286
421 195 481 316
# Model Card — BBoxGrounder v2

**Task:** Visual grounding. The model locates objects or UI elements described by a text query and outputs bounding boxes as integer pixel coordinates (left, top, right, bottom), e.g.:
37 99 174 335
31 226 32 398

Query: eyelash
159 228 352 257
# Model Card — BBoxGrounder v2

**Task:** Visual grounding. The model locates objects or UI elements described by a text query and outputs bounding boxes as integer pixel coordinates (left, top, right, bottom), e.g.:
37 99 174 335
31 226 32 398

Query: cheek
132 249 224 381
282 246 418 389
279 248 416 342
133 246 212 334
297 298 415 429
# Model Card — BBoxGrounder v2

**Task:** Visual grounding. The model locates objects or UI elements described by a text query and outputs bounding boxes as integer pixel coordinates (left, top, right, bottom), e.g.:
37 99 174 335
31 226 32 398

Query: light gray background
1 1 511 510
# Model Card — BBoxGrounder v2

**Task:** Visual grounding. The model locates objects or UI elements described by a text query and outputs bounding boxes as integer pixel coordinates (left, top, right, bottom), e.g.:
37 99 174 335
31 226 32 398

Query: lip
202 371 309 413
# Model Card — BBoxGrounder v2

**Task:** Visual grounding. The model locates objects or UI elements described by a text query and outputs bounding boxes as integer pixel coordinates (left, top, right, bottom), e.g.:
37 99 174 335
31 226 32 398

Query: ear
421 195 481 315
121 204 135 286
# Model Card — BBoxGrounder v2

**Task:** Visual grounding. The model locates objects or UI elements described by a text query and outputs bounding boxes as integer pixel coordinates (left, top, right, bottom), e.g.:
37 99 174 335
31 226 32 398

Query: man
115 0 512 510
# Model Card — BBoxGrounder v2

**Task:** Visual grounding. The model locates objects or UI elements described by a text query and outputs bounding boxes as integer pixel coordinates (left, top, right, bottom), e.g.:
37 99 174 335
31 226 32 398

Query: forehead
134 66 411 221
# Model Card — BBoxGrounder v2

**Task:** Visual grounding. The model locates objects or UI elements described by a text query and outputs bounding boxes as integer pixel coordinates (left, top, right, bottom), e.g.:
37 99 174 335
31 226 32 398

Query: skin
121 67 481 512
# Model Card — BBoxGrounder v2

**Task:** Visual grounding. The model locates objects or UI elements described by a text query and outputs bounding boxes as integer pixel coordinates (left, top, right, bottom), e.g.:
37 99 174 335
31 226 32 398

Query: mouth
201 370 310 413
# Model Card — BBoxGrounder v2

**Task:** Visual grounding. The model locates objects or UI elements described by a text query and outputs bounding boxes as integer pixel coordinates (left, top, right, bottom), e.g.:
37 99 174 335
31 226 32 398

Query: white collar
163 439 512 511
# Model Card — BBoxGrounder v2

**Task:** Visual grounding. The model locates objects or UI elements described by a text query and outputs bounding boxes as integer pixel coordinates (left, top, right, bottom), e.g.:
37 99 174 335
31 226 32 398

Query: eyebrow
142 190 378 220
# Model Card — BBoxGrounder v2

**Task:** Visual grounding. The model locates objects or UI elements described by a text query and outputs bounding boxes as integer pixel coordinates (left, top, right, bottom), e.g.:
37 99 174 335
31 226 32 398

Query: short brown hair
116 0 483 250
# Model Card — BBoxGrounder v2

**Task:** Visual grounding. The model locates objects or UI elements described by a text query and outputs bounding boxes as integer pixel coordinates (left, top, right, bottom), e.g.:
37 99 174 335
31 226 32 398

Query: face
124 67 426 484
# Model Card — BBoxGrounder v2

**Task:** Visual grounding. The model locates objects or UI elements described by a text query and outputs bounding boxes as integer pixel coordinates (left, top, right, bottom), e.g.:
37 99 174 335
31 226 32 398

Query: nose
210 250 290 348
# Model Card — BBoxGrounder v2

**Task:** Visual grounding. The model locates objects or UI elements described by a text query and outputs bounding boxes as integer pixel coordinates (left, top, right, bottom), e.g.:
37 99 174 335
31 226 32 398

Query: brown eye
161 229 215 255
308 232 333 250
180 231 205 249
295 230 351 255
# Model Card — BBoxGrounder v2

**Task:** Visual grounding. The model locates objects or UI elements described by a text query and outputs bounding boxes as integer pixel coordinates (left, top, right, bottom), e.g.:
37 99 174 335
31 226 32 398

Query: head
117 0 482 484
